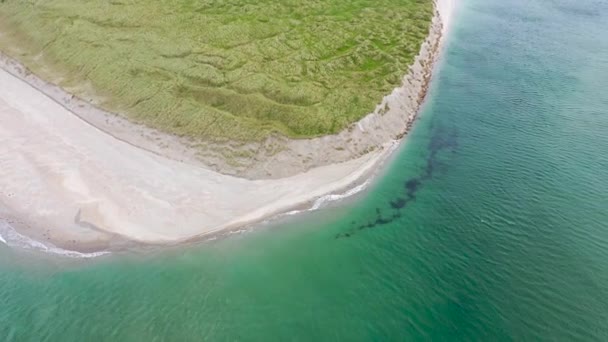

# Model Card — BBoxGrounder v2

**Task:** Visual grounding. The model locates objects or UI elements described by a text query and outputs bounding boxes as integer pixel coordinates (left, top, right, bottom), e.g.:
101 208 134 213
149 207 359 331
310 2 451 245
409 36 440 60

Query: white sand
0 67 393 246
0 0 455 250
437 0 457 34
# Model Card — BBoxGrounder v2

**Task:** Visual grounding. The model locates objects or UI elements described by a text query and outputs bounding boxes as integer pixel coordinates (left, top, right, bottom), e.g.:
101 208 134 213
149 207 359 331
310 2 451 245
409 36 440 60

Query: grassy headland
0 0 433 142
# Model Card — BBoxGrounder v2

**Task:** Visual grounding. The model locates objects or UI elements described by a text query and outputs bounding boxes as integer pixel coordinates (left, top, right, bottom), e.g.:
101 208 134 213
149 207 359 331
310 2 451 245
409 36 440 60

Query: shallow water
2 0 608 339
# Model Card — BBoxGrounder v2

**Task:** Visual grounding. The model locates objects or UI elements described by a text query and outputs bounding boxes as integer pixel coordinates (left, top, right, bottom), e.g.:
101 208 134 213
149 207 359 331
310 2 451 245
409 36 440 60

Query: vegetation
0 0 433 141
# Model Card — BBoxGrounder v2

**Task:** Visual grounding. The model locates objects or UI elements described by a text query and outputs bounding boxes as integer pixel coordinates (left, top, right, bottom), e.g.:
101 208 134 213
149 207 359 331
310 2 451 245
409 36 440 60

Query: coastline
0 0 455 255
0 0 450 180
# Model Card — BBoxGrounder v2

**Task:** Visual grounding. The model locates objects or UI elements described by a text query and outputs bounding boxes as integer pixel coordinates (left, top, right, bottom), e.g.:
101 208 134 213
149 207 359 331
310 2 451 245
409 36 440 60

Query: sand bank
0 0 455 252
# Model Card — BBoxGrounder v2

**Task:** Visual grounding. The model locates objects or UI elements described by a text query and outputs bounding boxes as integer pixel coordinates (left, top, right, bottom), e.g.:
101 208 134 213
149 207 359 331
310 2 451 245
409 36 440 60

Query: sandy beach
0 0 455 253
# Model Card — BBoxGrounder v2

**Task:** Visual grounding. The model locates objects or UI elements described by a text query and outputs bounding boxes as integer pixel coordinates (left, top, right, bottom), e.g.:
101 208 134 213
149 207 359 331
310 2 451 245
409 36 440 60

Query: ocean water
2 0 608 340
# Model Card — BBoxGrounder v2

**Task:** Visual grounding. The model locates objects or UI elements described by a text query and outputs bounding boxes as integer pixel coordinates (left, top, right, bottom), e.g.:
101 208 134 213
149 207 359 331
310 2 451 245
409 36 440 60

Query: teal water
2 0 608 339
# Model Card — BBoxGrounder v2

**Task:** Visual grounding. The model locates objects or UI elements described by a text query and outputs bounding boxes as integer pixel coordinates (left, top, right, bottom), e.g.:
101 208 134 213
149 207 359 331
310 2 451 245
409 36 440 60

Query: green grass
0 0 433 141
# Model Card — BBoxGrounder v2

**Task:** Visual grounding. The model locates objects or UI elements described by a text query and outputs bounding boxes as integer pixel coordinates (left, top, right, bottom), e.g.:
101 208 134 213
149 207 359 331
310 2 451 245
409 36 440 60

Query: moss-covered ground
0 0 433 141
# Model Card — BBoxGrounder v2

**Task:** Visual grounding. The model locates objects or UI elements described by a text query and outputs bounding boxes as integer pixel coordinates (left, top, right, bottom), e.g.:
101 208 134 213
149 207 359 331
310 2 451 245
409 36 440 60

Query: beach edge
0 0 456 255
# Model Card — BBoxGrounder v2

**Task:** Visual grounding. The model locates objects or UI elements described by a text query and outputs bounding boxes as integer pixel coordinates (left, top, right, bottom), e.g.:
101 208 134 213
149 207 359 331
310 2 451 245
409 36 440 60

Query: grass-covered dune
0 0 433 142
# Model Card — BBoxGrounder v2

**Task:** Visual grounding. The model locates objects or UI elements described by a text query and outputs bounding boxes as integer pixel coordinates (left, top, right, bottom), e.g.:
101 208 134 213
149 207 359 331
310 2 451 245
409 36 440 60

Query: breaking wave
309 180 371 211
278 179 372 219
0 221 110 258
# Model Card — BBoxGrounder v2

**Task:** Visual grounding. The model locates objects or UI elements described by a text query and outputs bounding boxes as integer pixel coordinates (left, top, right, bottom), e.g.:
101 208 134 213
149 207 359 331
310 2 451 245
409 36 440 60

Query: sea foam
0 221 110 258
309 179 371 211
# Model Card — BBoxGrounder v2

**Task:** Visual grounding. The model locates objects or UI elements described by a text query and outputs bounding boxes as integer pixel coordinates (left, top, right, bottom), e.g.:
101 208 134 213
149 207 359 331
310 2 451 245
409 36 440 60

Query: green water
2 0 608 340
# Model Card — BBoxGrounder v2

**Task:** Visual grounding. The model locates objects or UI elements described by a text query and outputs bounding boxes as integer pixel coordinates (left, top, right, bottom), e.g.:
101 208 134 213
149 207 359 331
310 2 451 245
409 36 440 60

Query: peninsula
0 0 454 251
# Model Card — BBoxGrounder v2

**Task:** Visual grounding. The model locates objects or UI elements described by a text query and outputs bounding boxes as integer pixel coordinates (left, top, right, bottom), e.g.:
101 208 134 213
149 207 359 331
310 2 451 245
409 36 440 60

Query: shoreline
0 0 455 255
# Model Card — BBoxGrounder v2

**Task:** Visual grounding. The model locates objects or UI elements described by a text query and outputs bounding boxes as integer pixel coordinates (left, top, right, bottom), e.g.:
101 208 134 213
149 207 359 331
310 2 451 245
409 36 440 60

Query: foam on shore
0 221 110 258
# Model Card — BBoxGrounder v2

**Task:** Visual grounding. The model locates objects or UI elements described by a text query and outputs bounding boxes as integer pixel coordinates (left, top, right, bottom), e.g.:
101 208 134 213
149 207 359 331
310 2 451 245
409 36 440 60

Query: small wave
277 179 372 220
226 228 250 235
0 221 110 259
310 180 371 211
276 142 400 219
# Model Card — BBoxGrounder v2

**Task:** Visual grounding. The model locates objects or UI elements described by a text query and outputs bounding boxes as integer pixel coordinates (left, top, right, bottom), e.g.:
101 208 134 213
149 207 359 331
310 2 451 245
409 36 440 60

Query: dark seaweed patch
336 123 458 239
390 198 406 209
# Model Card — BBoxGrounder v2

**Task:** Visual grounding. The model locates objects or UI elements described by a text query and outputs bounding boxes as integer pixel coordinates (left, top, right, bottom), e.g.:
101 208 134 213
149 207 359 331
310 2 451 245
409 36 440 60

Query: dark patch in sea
336 123 458 239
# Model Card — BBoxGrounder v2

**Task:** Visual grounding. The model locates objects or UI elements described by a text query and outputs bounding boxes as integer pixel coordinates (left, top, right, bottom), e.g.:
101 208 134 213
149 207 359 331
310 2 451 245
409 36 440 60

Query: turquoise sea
2 0 608 339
